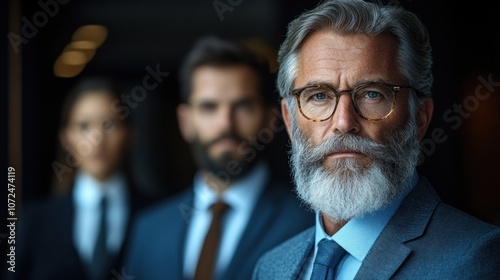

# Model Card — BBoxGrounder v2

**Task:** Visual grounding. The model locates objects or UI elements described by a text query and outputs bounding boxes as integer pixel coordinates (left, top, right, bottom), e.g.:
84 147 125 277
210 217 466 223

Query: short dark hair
178 36 274 104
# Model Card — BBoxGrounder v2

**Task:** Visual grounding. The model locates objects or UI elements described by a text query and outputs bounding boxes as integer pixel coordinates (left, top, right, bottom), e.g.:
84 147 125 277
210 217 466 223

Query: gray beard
290 114 421 222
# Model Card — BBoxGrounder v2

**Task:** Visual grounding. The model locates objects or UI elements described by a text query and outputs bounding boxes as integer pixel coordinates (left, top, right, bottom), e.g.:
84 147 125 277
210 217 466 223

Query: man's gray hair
277 0 433 107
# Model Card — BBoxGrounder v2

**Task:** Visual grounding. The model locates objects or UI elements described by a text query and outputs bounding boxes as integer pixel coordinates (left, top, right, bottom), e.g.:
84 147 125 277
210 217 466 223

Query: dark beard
190 133 260 185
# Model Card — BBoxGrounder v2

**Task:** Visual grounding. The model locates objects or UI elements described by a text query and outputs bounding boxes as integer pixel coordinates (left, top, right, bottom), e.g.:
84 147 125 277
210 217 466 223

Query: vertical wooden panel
8 0 22 205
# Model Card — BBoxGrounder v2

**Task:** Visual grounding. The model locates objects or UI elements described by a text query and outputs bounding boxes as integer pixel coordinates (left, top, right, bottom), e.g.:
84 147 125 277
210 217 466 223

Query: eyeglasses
291 82 418 122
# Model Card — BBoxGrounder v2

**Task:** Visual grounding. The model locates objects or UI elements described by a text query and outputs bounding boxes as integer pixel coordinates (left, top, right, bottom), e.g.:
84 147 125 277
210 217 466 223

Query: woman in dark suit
11 77 149 280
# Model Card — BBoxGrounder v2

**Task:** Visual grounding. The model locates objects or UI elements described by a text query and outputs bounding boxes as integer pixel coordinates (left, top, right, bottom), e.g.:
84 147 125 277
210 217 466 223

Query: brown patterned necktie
193 200 229 280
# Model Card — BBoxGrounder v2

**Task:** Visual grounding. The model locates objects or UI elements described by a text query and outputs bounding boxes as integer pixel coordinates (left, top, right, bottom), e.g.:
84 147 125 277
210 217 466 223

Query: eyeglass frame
290 81 422 122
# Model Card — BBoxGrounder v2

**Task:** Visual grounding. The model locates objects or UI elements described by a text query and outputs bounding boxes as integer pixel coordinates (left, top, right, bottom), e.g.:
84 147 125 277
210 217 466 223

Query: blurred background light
59 50 88 65
64 41 97 60
53 25 108 77
71 24 108 47
53 57 86 77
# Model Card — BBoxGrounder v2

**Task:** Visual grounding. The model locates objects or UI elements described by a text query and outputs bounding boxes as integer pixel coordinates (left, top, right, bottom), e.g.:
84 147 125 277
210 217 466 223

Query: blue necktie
310 239 347 280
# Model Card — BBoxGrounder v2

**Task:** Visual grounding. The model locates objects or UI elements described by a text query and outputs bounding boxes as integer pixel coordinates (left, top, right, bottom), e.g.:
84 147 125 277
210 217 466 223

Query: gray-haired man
253 0 500 279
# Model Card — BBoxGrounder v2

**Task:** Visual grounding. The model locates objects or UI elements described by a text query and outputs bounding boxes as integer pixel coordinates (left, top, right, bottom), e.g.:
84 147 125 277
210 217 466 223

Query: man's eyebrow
193 99 217 107
299 78 393 89
299 80 337 88
353 78 392 87
233 96 254 104
192 97 255 107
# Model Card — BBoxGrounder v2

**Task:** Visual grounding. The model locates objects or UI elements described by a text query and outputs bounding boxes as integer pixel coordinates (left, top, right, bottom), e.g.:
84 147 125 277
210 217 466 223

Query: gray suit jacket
253 177 500 279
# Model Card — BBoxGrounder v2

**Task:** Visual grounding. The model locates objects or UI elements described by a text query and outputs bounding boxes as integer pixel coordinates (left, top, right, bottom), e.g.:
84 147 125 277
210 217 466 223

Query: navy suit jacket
6 187 150 280
253 177 500 279
124 177 314 280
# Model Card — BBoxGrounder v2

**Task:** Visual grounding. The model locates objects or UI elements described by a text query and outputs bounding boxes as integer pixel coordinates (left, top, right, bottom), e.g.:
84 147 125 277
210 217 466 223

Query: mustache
297 133 389 164
203 132 244 149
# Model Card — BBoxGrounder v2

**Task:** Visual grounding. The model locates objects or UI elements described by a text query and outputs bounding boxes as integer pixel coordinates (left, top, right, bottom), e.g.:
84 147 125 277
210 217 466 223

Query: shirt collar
73 170 128 208
314 170 419 261
193 161 269 211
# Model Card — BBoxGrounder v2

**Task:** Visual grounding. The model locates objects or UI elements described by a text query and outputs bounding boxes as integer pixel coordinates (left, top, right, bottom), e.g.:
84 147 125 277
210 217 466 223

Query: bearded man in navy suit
253 0 500 279
124 36 314 280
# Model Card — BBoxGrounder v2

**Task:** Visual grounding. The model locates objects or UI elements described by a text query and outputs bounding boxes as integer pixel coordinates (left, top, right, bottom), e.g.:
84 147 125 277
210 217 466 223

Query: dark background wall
5 0 500 226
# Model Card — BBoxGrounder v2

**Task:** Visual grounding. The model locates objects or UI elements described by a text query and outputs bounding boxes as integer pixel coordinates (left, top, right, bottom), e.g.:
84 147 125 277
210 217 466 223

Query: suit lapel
168 190 194 279
288 229 315 280
353 232 411 280
110 185 142 274
273 227 316 280
60 194 89 278
222 178 279 279
354 177 441 279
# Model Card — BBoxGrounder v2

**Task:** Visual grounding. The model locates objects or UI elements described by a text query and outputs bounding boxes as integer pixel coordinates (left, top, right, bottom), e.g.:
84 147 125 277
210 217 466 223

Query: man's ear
281 99 293 139
177 103 194 142
417 98 434 141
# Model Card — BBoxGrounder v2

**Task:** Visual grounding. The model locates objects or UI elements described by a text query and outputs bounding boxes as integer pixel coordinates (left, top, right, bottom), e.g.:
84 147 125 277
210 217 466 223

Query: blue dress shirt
300 171 419 279
72 171 130 264
183 161 269 280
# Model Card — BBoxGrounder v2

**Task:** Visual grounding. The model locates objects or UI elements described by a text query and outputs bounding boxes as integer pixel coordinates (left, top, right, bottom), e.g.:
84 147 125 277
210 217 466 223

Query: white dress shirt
299 171 419 280
72 171 130 263
183 161 269 280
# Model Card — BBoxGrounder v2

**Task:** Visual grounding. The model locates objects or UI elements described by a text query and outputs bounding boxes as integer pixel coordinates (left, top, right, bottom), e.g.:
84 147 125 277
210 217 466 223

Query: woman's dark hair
59 76 129 129
52 76 134 193
179 36 275 104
